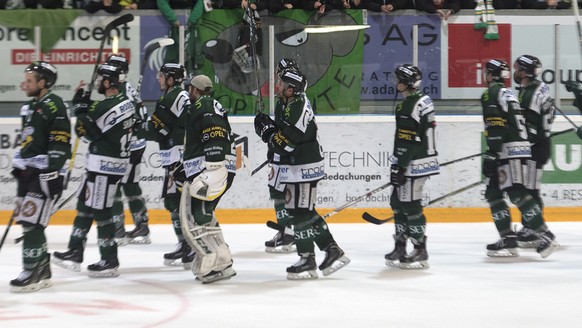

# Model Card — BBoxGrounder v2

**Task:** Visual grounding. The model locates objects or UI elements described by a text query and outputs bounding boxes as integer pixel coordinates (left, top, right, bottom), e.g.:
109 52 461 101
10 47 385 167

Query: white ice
1 222 581 328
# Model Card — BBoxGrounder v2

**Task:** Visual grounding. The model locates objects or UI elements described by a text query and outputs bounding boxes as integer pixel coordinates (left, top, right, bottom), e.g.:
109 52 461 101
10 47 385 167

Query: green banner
196 9 364 115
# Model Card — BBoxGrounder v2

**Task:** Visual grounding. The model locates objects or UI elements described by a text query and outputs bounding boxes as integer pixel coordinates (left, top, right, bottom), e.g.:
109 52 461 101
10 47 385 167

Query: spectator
337 0 367 9
268 0 303 13
85 0 122 13
415 0 461 21
366 0 410 12
522 0 570 9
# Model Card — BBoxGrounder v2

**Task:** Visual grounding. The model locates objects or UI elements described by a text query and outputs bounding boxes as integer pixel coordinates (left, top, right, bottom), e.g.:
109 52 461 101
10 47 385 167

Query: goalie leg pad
179 183 233 277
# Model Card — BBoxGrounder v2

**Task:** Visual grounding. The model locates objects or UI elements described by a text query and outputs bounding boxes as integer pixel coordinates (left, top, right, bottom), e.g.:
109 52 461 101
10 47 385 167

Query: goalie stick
361 180 483 225
244 7 264 114
0 211 16 253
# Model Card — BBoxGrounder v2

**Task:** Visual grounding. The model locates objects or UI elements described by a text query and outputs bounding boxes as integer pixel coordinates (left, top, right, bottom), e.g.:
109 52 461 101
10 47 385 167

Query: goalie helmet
97 63 122 86
486 59 510 82
395 64 422 89
106 54 129 74
280 68 306 95
514 55 542 78
160 63 185 83
25 61 57 88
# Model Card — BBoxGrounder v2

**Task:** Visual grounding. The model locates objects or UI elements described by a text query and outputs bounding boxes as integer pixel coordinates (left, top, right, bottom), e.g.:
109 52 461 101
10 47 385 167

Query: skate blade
51 258 81 272
163 259 184 267
183 261 194 270
398 260 429 270
321 256 351 276
538 242 560 259
115 238 128 247
200 268 237 284
265 244 296 254
287 270 318 280
127 236 152 245
487 249 519 258
88 268 119 278
385 259 400 267
10 279 52 293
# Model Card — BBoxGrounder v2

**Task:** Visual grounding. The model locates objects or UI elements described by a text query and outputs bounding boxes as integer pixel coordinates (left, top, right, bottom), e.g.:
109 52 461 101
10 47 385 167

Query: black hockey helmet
159 63 185 83
514 55 542 78
25 61 57 88
277 58 298 76
106 54 129 74
97 63 122 86
486 59 510 82
280 68 306 94
395 64 422 89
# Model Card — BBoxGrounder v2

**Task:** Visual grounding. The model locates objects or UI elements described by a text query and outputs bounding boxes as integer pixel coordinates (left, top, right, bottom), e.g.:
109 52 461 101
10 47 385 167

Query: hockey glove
189 161 228 201
390 164 406 186
39 171 64 199
72 88 92 116
254 113 277 143
531 139 551 165
565 80 582 93
482 152 498 178
169 162 186 189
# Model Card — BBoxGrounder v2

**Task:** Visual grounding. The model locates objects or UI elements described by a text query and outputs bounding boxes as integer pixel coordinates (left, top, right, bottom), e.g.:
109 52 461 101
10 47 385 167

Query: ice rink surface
1 222 581 328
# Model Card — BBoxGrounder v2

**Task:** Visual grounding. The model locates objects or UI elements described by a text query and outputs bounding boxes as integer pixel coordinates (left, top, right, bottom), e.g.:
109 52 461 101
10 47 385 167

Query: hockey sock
270 188 290 227
393 209 409 239
291 218 317 254
67 212 93 250
95 215 117 260
312 214 333 251
170 211 184 241
111 187 124 225
512 194 545 231
406 212 427 242
22 226 48 270
488 199 512 235
125 183 148 225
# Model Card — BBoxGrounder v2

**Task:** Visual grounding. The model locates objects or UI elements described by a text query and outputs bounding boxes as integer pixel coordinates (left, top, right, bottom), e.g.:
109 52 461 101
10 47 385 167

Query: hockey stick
362 180 483 225
572 0 582 65
136 38 175 96
251 159 269 176
244 7 264 114
0 212 16 253
554 104 580 129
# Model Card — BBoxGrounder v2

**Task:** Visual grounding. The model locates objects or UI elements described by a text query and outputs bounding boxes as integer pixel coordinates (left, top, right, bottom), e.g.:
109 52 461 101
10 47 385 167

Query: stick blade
361 212 389 225
106 13 134 31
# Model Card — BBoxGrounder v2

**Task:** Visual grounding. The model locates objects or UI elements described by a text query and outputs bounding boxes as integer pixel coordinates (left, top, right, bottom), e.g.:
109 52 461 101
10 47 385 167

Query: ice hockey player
10 61 71 292
564 79 582 139
141 63 195 268
52 63 134 277
104 54 151 246
512 55 558 256
254 67 351 280
385 64 438 270
480 58 557 259
178 74 237 283
263 58 300 254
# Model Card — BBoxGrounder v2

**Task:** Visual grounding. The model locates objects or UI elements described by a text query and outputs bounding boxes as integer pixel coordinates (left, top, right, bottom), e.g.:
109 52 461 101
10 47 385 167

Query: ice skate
115 225 128 247
182 249 196 270
87 258 120 278
385 234 407 266
52 248 83 272
517 227 540 249
486 233 519 258
265 226 295 253
10 254 52 293
318 241 350 276
399 237 429 270
198 265 237 284
536 230 559 258
125 224 151 245
286 253 318 280
163 241 191 266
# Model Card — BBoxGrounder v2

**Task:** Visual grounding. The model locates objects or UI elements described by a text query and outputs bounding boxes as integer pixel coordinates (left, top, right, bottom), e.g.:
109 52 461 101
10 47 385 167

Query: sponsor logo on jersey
507 145 531 157
99 159 128 173
301 165 325 180
409 160 439 175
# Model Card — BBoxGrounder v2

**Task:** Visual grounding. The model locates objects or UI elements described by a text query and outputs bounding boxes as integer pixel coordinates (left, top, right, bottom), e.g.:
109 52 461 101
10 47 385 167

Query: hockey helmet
486 59 511 82
280 68 306 94
277 58 299 76
514 55 542 78
395 64 422 89
25 61 57 88
159 63 185 83
106 54 129 75
97 63 123 86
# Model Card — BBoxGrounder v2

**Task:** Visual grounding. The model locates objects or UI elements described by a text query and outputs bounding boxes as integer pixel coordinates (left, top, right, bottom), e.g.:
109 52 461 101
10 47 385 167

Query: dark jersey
481 82 531 159
393 91 439 177
270 94 325 183
75 92 135 176
15 91 71 172
144 85 189 168
183 95 232 178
